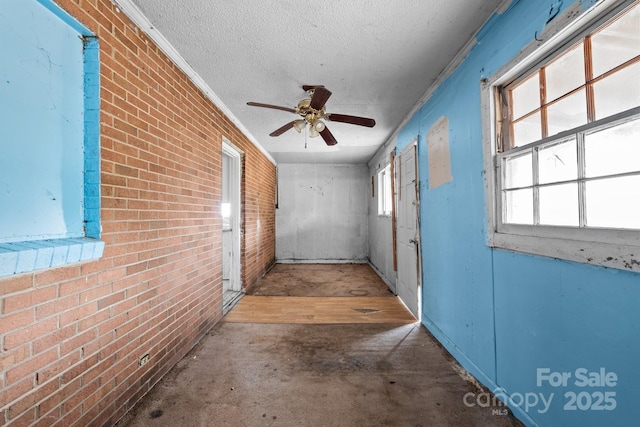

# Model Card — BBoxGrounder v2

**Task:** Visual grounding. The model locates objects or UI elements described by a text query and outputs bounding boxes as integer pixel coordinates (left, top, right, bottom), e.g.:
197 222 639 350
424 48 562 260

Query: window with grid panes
497 2 640 231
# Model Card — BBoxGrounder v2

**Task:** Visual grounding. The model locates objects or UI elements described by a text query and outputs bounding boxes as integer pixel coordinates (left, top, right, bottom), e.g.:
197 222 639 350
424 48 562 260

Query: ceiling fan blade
326 113 376 128
247 102 296 114
309 87 332 110
302 84 325 92
269 121 297 137
319 127 338 146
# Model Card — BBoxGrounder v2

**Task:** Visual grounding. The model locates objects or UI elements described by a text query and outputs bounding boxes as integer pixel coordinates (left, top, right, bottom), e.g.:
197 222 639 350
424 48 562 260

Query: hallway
118 264 523 426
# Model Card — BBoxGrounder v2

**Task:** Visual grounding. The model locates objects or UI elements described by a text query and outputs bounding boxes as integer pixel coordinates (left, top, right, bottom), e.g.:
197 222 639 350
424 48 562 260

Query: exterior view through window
497 3 640 230
378 164 392 216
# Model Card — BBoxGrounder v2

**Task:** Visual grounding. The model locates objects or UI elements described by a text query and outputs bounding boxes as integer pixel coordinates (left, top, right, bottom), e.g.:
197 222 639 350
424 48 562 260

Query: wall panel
276 164 368 262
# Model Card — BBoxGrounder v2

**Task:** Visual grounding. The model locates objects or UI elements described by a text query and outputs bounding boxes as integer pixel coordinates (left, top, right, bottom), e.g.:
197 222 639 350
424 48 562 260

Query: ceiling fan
247 85 375 146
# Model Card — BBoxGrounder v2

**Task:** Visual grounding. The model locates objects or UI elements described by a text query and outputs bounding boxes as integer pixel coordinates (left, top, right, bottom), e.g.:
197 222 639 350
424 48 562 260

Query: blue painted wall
395 1 640 425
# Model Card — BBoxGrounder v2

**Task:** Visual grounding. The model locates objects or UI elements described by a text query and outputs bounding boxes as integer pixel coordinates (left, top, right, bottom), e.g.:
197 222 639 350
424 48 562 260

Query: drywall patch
427 116 453 189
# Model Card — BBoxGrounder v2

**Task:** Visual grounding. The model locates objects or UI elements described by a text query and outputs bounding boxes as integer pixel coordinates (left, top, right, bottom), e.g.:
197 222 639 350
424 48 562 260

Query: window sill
490 231 640 273
0 237 105 277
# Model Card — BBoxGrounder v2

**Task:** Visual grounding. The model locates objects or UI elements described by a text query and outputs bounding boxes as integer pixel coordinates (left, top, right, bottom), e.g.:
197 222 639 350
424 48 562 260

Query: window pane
585 118 640 178
586 175 640 229
591 4 640 78
504 189 533 224
545 42 585 102
538 138 578 184
593 61 640 120
547 89 587 136
539 183 579 226
511 72 540 120
378 166 392 216
378 170 385 215
512 112 541 147
504 151 532 189
383 168 392 215
221 202 231 229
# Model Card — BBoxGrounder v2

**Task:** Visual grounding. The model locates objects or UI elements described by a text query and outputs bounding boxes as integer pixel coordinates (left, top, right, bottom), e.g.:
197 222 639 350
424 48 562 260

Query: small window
378 164 392 216
497 2 640 231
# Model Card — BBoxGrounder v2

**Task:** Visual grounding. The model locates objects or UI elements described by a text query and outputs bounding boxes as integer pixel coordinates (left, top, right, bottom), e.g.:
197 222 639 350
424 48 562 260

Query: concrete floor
249 263 395 297
117 264 523 427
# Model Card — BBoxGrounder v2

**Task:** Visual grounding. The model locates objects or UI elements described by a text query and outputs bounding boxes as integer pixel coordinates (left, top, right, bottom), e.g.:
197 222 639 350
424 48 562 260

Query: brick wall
0 1 276 426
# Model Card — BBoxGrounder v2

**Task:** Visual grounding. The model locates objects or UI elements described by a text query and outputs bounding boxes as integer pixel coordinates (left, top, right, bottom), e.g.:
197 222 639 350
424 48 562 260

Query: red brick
61 354 99 386
3 287 57 314
56 404 81 427
0 274 33 297
37 377 81 417
59 303 97 327
0 309 34 335
37 351 82 385
32 324 77 355
77 309 110 333
96 291 125 310
6 406 36 426
4 317 57 351
6 348 57 385
0 376 32 411
33 266 81 287
7 377 58 421
0 345 31 372
36 295 78 321
79 284 112 305
63 377 100 415
59 329 98 358
57 276 97 297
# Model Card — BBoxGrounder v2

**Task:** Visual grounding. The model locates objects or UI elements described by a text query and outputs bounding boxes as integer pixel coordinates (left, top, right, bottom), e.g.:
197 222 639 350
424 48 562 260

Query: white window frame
378 164 393 217
482 0 640 272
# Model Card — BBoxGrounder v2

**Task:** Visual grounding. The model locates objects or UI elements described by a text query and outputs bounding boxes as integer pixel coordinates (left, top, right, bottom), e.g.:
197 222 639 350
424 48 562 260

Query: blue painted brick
84 171 100 186
10 243 38 274
48 241 70 267
0 245 19 276
85 223 101 239
85 208 100 222
65 239 83 263
81 241 95 261
93 240 105 258
20 242 55 270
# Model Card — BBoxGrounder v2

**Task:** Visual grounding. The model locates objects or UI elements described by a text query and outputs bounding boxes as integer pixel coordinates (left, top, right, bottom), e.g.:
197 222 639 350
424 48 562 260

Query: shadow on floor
117 264 523 427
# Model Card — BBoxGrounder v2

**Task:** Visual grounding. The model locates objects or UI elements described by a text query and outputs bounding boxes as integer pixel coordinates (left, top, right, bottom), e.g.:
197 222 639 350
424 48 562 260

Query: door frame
222 138 243 295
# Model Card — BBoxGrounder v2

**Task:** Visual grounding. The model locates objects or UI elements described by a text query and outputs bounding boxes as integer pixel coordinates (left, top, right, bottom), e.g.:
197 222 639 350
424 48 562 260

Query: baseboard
421 314 538 427
276 259 368 264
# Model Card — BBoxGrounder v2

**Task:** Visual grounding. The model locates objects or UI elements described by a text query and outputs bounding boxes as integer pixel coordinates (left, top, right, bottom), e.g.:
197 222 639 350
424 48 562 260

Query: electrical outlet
139 354 150 366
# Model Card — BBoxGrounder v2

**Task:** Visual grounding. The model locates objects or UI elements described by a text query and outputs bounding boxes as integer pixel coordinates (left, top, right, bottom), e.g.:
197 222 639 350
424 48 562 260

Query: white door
222 140 242 312
395 142 421 319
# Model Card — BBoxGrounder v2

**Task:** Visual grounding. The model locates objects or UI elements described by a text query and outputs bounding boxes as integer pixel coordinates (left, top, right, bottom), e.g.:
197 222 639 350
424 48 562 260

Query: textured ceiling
120 0 506 164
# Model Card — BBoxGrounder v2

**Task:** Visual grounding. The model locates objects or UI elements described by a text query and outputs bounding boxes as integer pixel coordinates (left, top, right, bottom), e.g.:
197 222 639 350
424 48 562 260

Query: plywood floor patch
224 296 416 324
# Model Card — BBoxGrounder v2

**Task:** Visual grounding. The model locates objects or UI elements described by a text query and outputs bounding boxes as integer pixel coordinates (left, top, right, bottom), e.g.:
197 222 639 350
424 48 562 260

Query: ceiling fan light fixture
293 120 306 133
309 126 320 138
313 120 326 132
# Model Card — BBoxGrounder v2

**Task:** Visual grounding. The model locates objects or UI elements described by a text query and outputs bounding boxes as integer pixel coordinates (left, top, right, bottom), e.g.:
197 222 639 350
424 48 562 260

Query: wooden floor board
224 296 416 324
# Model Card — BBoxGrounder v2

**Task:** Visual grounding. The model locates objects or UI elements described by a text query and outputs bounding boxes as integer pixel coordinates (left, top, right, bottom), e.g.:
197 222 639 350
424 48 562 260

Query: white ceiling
120 0 506 164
